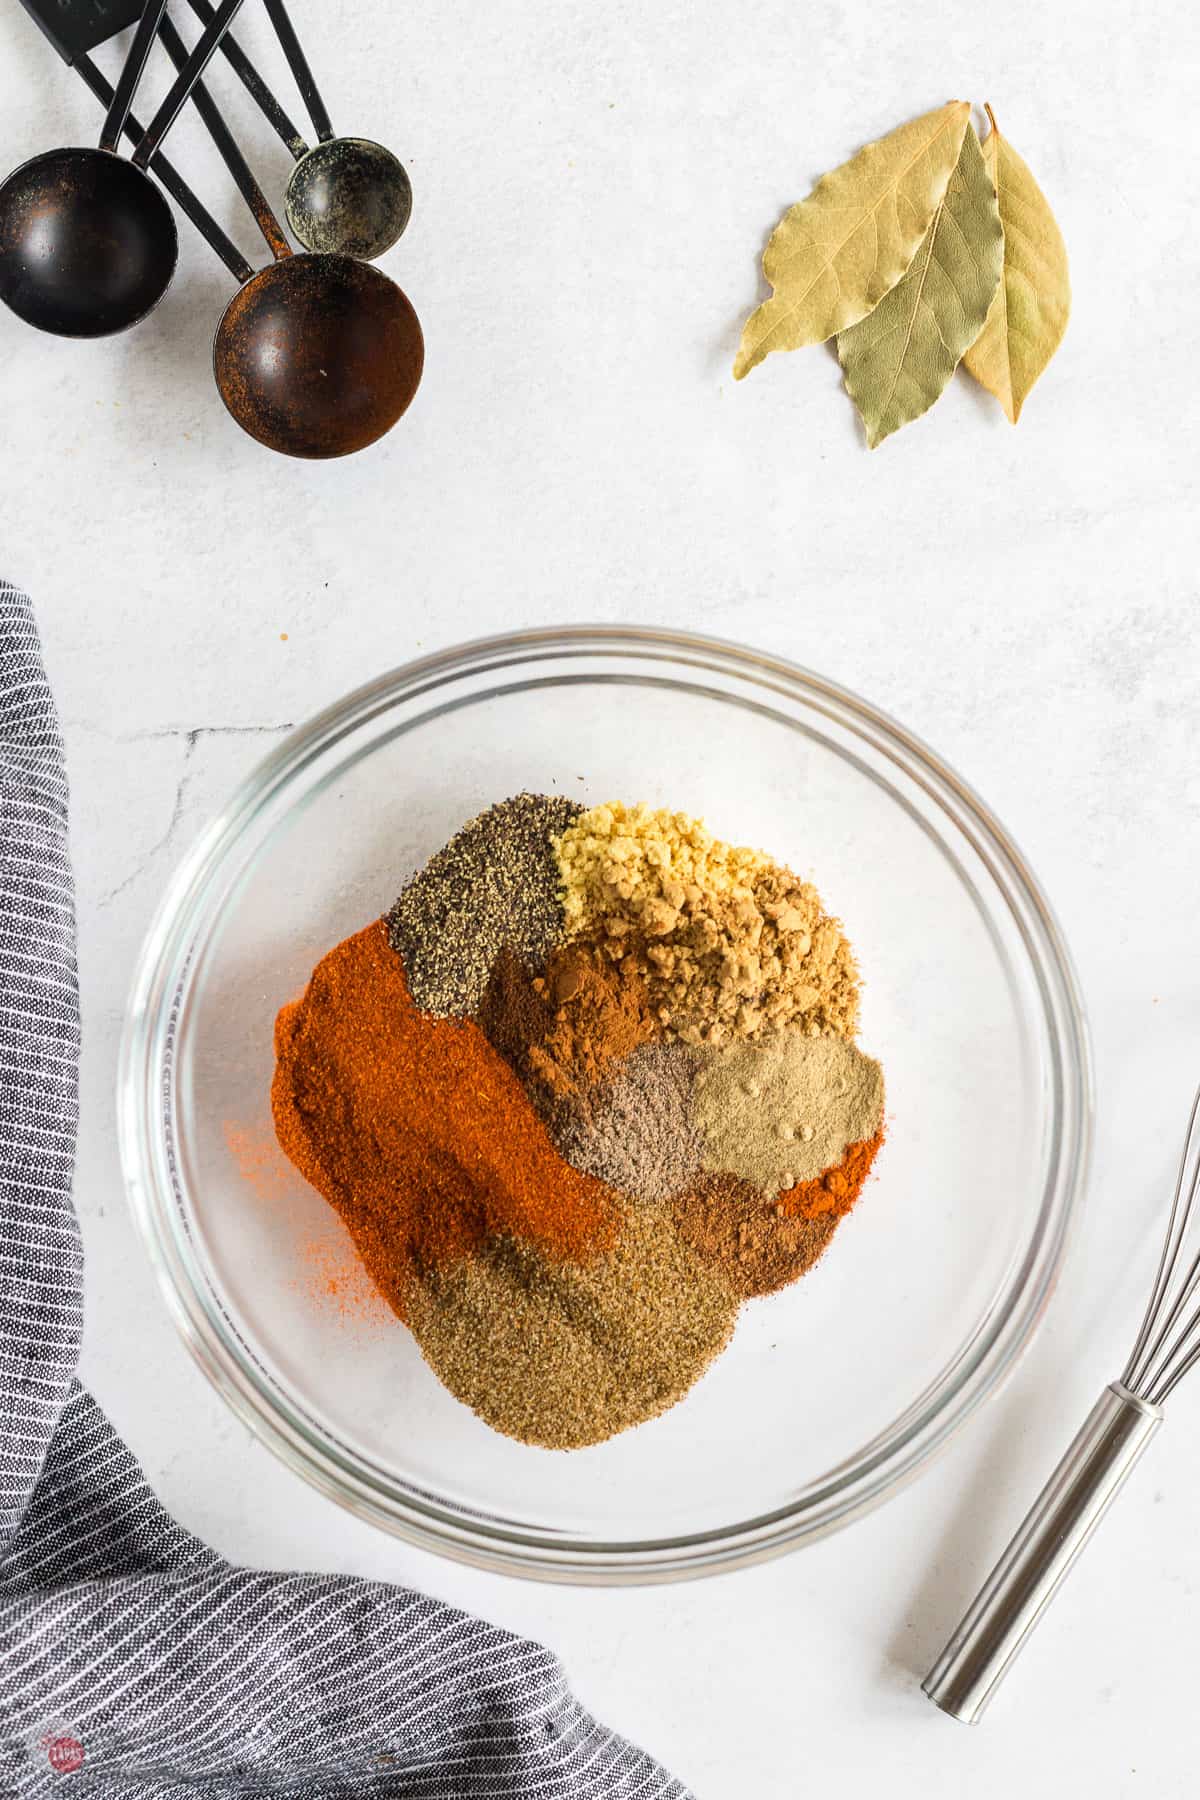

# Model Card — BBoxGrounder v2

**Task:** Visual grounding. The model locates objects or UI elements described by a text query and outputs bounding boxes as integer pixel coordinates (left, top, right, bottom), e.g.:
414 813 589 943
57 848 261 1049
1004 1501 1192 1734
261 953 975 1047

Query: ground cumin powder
405 1204 739 1449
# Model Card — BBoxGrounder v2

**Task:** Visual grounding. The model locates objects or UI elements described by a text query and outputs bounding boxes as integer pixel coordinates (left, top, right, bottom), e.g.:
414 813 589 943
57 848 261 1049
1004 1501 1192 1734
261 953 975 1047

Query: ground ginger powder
554 801 859 1046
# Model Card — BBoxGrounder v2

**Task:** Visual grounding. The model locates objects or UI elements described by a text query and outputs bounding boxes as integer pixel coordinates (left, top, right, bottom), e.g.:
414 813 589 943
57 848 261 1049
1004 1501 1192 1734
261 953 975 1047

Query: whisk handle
922 1382 1162 1724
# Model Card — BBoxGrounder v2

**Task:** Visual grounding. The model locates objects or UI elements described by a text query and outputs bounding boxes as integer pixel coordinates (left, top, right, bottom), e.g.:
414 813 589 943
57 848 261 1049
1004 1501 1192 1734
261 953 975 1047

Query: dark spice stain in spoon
213 253 424 458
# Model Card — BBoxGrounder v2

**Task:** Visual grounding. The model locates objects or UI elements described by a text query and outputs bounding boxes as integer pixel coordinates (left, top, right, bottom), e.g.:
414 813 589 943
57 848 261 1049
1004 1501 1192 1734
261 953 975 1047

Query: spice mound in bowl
271 793 886 1449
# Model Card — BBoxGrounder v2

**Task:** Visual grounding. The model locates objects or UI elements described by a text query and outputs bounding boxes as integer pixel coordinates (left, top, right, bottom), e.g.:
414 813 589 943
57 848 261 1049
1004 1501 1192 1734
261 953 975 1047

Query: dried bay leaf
734 101 970 381
963 105 1070 422
835 123 1003 448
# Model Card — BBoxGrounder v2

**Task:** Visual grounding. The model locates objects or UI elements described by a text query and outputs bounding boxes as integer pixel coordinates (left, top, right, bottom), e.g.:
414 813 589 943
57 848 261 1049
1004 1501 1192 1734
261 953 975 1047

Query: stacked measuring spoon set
0 0 422 457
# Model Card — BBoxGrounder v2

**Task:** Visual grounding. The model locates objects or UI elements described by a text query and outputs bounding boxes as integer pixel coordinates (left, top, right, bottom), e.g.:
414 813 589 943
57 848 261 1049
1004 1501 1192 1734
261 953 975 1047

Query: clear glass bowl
119 627 1091 1582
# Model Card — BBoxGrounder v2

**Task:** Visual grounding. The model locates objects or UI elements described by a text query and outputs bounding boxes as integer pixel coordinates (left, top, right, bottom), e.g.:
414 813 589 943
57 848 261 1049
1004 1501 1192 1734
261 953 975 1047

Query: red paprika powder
271 920 618 1321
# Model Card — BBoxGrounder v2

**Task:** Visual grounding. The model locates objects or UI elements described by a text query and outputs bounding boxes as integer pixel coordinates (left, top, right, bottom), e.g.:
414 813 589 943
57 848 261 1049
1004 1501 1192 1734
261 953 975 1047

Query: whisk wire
1122 1082 1200 1403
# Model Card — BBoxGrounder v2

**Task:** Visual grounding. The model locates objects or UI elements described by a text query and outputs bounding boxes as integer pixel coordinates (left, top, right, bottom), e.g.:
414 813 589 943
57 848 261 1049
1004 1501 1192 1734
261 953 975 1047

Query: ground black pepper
386 793 581 1017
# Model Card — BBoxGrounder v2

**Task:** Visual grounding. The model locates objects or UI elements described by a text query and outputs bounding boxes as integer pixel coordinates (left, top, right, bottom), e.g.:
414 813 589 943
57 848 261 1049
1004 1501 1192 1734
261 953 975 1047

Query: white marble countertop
3 0 1198 1790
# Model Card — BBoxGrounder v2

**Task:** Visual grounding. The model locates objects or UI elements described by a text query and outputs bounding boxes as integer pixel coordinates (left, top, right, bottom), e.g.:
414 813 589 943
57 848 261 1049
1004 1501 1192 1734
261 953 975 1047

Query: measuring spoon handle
99 0 169 152
78 50 252 282
157 14 293 266
263 0 335 143
133 0 248 168
186 0 309 160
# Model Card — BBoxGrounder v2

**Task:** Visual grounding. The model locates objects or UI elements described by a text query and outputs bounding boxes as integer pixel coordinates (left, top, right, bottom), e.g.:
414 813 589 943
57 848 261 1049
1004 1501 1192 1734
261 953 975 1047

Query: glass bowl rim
118 623 1092 1583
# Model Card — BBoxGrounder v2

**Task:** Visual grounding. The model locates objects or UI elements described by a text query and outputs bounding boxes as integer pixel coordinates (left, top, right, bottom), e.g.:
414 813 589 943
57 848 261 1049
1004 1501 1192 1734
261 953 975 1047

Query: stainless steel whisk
924 1081 1200 1722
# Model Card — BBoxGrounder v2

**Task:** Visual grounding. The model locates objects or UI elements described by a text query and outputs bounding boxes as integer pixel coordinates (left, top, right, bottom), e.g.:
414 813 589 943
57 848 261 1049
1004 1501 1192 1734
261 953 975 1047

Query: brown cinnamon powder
478 939 658 1107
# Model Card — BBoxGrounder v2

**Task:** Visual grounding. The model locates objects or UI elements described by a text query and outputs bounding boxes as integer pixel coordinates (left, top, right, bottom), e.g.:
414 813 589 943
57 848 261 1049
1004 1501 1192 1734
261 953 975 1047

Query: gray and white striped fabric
0 584 692 1800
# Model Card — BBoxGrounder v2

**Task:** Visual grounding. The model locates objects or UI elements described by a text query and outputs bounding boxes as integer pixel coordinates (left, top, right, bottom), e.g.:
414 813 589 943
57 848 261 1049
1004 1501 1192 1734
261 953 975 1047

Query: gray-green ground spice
549 1041 705 1204
695 1031 884 1197
386 793 581 1017
406 1205 739 1448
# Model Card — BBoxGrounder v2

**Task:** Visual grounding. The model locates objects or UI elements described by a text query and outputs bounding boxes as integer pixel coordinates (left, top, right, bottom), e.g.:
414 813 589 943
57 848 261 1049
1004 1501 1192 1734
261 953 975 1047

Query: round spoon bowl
212 252 423 458
0 146 177 337
284 137 412 260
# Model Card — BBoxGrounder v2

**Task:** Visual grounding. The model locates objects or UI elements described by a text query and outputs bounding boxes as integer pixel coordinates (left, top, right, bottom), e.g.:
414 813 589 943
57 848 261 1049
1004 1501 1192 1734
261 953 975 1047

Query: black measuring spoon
0 0 173 336
0 0 250 337
16 0 250 283
188 0 412 260
156 17 423 458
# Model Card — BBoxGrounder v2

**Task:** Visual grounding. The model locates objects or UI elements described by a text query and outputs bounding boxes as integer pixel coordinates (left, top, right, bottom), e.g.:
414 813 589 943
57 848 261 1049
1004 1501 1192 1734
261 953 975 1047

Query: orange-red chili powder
780 1130 884 1220
271 920 619 1321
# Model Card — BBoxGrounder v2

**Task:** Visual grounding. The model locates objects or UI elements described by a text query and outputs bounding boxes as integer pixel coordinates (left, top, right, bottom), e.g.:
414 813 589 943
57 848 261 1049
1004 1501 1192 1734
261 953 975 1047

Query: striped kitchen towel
0 583 691 1800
